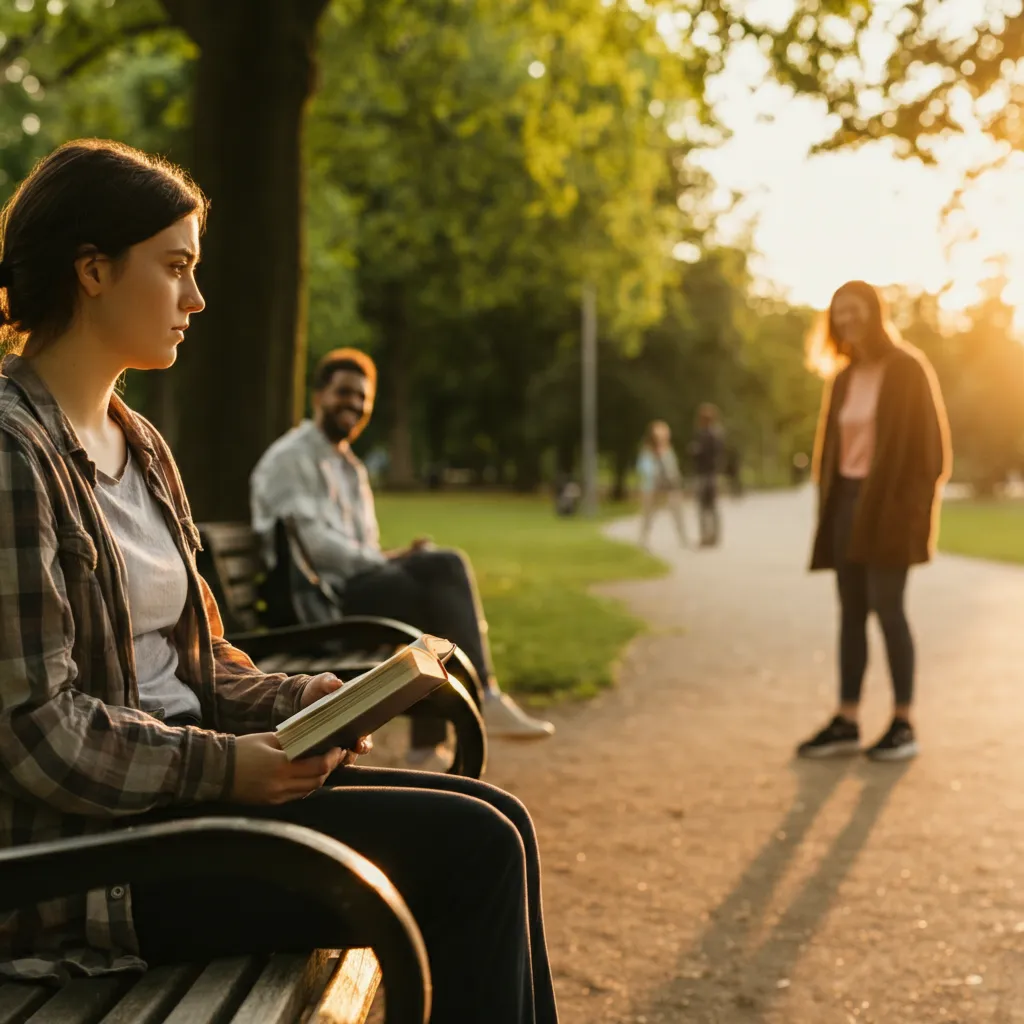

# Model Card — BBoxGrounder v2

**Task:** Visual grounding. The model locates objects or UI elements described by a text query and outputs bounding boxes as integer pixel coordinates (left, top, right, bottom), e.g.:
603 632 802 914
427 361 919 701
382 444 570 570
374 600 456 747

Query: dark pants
131 766 557 1024
343 549 495 748
697 475 720 546
832 477 914 707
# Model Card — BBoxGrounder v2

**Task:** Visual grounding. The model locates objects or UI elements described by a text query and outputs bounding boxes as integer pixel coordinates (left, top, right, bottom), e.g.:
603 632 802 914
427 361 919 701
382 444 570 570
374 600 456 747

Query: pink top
838 361 886 479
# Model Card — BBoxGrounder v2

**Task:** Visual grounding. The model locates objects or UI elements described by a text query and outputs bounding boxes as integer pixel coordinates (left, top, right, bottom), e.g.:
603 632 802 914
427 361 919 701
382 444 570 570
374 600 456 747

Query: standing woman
797 280 951 762
0 140 557 1024
637 419 688 549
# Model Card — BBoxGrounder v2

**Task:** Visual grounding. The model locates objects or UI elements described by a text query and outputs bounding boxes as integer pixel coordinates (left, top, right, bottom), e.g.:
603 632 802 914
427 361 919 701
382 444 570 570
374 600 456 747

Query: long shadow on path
637 759 909 1022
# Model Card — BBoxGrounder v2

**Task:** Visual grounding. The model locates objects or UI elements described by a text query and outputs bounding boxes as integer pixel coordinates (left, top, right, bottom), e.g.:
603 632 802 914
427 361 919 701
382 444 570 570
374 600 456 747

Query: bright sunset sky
669 0 1024 322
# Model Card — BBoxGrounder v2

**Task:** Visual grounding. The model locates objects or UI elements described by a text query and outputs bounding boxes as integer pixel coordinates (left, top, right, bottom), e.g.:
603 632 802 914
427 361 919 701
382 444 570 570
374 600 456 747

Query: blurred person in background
690 403 725 546
637 419 688 549
553 471 581 517
252 349 554 773
798 280 951 762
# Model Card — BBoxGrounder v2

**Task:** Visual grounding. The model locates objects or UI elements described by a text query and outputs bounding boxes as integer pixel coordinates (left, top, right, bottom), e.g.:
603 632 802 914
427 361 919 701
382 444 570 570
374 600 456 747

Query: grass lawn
940 499 1024 564
375 494 666 702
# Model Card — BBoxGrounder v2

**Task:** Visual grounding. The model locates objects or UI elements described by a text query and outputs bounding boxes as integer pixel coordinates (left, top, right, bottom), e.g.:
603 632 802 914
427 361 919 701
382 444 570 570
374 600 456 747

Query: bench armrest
0 819 430 1024
229 617 487 778
228 615 422 661
410 677 487 778
229 615 485 703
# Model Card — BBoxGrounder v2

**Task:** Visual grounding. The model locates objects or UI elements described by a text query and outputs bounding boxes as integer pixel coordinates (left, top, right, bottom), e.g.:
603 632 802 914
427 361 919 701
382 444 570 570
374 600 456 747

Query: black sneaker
796 715 860 759
865 719 919 762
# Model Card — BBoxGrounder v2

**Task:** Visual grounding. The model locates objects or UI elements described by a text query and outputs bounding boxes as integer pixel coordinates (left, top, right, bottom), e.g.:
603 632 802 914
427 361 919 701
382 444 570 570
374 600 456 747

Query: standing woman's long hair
805 280 902 378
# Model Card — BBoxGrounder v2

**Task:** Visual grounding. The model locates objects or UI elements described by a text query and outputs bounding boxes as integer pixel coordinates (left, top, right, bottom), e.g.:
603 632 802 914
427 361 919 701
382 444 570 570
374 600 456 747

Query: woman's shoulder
0 382 72 524
885 342 940 393
0 374 64 471
889 340 934 372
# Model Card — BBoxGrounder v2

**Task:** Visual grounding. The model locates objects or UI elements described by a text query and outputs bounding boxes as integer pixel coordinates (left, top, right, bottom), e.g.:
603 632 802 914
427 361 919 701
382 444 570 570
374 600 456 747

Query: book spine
294 674 448 758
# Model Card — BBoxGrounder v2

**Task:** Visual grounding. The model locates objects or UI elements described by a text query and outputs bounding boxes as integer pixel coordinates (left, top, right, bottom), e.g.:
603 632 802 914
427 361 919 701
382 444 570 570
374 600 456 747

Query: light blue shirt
636 447 682 494
250 420 387 590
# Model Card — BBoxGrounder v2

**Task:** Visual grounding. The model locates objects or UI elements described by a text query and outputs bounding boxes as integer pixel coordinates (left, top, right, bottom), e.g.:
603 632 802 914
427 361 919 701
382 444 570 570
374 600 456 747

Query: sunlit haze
682 0 1024 325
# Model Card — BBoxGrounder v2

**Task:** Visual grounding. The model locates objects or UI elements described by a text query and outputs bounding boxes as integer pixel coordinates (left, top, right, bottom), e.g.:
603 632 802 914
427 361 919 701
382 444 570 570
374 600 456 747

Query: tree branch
0 23 47 72
47 19 173 84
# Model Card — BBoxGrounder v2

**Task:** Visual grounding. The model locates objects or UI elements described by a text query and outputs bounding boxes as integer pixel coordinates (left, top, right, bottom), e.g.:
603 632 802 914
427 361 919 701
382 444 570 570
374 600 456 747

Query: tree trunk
158 0 328 520
556 440 576 478
379 291 415 488
611 448 630 502
147 371 178 448
512 445 542 492
387 347 416 488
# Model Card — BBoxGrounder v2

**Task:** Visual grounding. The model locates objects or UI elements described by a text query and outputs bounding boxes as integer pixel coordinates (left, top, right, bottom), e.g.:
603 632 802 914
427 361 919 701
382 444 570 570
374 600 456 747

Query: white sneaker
482 692 555 740
404 745 453 773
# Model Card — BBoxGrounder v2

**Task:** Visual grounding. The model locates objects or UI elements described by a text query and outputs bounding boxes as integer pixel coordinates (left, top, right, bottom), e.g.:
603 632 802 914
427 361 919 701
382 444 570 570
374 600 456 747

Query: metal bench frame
0 819 430 1023
196 521 486 778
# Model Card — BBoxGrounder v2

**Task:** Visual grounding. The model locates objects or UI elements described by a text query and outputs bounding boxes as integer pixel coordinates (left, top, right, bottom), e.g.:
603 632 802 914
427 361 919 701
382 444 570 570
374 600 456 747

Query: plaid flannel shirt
0 355 313 982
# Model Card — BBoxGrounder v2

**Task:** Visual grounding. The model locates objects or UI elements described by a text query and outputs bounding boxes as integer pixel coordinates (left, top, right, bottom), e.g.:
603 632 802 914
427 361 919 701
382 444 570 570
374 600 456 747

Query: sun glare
702 84 1024 330
686 0 1024 331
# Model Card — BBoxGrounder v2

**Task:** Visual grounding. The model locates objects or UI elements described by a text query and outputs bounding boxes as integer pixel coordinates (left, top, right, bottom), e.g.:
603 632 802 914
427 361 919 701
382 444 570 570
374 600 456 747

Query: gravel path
481 487 1024 1024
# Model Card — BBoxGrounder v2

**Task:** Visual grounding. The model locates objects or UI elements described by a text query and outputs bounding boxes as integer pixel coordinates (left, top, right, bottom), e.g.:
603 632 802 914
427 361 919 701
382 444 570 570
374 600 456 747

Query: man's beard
321 413 358 445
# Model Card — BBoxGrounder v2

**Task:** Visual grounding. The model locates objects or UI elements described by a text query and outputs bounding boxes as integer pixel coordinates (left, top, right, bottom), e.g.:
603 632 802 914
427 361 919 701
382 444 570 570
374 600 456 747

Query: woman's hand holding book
230 733 344 804
297 673 374 765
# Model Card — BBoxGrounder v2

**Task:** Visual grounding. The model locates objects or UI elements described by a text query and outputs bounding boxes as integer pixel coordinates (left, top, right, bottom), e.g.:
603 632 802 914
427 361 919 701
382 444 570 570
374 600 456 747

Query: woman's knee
449 778 538 851
444 794 528 880
866 575 907 624
838 594 868 626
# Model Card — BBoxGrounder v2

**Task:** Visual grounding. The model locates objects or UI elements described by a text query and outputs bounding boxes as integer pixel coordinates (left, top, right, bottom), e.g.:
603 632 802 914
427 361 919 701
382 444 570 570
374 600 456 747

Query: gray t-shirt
95 454 202 722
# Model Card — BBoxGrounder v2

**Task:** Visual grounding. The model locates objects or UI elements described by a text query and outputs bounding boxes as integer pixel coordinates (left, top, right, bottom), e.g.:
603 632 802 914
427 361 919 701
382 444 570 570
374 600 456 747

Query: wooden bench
195 521 486 778
0 819 430 1023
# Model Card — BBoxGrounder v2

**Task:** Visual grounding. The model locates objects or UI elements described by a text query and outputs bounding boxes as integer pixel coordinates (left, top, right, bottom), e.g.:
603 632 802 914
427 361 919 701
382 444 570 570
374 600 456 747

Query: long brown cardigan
810 341 952 570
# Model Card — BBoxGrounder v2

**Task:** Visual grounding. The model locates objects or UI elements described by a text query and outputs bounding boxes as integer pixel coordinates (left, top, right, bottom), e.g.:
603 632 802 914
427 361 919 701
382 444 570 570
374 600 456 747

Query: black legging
343 549 496 747
832 477 914 707
131 765 557 1024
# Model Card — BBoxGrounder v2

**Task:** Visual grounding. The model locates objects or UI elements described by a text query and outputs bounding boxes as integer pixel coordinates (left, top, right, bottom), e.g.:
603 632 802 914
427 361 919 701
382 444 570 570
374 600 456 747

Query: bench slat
225 582 259 614
162 957 263 1024
231 609 261 632
200 523 259 556
256 653 295 674
99 965 200 1024
220 553 263 584
311 948 381 1024
308 657 356 674
230 951 330 1024
0 983 48 1024
258 655 315 674
25 977 129 1023
256 651 397 678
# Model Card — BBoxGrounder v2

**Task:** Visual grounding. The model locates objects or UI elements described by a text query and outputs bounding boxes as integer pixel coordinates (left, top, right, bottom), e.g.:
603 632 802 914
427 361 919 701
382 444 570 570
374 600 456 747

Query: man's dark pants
343 549 493 747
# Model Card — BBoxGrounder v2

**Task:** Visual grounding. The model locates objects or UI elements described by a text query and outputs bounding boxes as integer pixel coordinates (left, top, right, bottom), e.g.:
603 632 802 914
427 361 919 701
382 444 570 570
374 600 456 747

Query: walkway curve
486 487 1024 1024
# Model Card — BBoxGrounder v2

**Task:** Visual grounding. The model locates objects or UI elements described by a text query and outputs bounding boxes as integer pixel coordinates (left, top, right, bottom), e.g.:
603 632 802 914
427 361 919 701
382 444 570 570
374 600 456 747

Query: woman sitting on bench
0 139 557 1024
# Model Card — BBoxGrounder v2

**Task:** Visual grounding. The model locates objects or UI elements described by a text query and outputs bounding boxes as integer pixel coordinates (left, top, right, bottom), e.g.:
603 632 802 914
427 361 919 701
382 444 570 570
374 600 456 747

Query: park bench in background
0 819 429 1024
195 521 486 778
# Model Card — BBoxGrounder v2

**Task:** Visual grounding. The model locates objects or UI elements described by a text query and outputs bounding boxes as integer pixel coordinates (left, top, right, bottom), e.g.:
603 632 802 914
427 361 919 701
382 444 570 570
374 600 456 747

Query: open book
276 635 456 760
